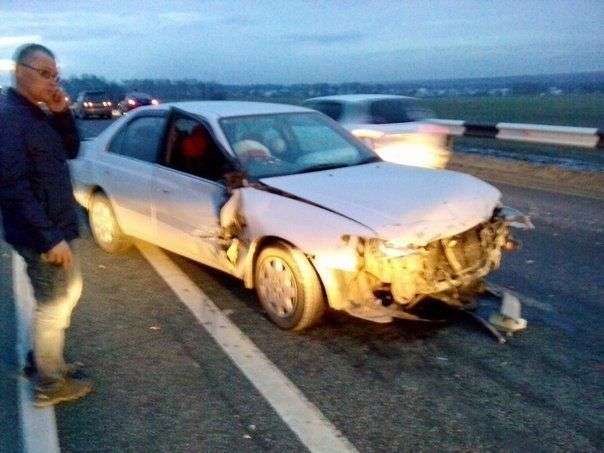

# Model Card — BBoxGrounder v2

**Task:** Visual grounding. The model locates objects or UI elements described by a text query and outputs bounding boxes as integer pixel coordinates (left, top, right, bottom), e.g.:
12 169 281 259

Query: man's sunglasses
19 63 60 82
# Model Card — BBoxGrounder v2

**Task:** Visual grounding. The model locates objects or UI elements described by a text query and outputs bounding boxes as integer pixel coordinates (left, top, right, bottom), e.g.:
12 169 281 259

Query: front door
152 116 233 271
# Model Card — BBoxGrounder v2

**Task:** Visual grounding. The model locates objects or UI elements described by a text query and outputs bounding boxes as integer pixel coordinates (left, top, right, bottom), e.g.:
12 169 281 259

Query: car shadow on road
189 260 500 347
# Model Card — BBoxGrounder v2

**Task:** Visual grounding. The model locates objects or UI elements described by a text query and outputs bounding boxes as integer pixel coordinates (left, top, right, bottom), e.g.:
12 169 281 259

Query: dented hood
260 162 501 246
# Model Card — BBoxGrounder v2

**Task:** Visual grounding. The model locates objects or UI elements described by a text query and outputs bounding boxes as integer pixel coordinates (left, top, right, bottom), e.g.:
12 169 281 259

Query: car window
116 116 166 162
107 125 127 155
84 92 108 102
368 99 431 124
161 117 229 181
290 116 350 153
306 101 343 120
220 112 378 179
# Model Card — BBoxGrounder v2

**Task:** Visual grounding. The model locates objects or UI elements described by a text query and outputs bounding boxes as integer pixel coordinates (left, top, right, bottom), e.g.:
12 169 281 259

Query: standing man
0 44 91 407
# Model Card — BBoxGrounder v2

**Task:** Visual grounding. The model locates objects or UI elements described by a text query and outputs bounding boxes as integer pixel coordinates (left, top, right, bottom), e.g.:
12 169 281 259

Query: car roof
162 101 313 119
304 94 418 103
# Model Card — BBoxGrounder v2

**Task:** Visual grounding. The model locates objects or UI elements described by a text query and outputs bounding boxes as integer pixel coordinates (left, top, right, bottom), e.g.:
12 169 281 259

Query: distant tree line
62 72 604 104
63 74 227 103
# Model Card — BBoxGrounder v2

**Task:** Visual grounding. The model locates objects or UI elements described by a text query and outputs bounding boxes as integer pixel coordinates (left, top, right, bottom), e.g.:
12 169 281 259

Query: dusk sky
0 0 602 86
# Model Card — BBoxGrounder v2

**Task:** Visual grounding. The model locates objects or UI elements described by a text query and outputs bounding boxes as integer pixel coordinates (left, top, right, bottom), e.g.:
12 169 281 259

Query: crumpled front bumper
365 220 510 307
336 207 532 314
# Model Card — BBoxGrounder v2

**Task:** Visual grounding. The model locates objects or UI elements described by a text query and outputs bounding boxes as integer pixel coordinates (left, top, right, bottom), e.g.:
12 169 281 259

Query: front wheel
89 192 132 253
255 242 326 331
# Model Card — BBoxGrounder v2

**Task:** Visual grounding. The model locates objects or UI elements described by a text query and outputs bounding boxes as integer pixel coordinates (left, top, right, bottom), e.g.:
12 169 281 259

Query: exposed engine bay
340 218 517 321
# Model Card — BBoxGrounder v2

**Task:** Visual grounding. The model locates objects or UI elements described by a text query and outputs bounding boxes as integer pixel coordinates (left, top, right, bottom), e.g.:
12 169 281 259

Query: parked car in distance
70 101 531 332
303 94 451 169
73 90 113 119
117 92 159 115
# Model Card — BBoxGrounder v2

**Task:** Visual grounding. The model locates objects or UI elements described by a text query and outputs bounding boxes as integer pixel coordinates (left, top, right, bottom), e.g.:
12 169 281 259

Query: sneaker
23 350 85 379
34 378 93 408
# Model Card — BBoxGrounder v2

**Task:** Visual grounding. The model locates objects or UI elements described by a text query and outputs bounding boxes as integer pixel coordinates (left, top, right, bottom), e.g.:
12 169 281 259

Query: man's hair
13 43 55 65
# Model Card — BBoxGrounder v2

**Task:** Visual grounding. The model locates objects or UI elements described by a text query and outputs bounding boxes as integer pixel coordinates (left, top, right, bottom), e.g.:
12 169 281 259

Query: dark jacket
0 88 80 253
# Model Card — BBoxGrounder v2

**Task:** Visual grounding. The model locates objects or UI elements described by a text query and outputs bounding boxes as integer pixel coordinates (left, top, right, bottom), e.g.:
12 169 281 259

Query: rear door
96 112 167 242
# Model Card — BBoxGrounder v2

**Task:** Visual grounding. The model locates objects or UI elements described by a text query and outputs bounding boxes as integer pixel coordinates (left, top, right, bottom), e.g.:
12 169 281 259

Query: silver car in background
303 94 451 169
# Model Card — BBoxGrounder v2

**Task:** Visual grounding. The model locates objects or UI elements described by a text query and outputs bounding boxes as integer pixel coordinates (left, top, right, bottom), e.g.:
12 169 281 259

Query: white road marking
136 242 358 453
487 282 554 312
12 252 61 453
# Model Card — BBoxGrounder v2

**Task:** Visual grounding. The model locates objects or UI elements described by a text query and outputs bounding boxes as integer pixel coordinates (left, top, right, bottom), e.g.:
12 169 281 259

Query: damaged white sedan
71 101 532 331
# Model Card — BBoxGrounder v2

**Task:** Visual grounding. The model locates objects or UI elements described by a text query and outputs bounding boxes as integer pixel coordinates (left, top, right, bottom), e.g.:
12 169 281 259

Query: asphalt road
1 119 602 452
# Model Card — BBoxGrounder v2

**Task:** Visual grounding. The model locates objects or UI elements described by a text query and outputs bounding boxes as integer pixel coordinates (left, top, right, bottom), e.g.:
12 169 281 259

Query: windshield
220 112 379 178
368 99 432 124
84 92 108 101
129 93 152 101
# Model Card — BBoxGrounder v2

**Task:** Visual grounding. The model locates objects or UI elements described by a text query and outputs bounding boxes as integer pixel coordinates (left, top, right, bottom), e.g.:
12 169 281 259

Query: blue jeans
14 244 83 384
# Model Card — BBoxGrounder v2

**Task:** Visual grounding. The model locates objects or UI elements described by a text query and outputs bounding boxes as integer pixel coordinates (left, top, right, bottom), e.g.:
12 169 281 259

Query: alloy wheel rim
257 256 298 318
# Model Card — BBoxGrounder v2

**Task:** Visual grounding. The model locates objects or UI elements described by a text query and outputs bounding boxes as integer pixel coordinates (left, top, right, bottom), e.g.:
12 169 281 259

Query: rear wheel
89 192 132 253
255 242 326 331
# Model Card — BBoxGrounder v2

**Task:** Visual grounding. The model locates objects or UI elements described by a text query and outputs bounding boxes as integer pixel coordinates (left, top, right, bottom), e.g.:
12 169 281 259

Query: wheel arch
243 235 293 289
84 186 129 234
243 235 352 311
77 184 103 210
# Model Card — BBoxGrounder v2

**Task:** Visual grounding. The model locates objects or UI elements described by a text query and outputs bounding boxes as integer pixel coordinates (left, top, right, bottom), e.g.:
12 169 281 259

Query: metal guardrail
429 119 603 149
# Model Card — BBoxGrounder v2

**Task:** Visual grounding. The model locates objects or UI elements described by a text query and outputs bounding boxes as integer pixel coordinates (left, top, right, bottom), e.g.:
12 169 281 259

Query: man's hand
47 87 69 113
42 240 73 268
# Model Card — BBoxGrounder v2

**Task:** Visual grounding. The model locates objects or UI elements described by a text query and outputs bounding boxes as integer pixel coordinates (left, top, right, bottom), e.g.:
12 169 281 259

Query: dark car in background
117 92 159 114
73 90 113 119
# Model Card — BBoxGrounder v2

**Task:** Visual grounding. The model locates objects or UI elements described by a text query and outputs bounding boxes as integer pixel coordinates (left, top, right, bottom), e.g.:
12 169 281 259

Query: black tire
88 192 132 253
255 242 326 331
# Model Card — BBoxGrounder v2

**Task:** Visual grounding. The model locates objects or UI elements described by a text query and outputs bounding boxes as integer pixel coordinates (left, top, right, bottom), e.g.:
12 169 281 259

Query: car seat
181 125 209 159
